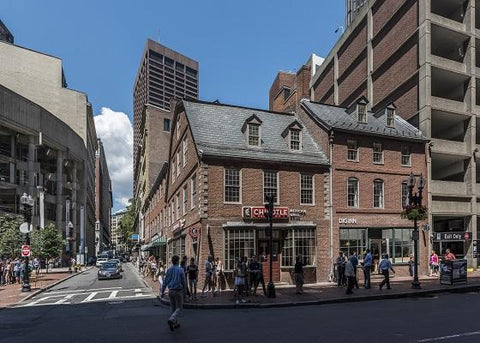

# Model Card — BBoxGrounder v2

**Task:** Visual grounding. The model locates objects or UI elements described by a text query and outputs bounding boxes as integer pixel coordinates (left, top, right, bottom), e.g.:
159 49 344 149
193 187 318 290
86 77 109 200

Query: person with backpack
379 254 395 290
161 255 186 332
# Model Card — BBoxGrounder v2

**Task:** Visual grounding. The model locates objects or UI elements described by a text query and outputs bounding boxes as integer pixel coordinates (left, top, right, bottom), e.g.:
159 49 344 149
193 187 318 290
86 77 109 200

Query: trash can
440 259 467 285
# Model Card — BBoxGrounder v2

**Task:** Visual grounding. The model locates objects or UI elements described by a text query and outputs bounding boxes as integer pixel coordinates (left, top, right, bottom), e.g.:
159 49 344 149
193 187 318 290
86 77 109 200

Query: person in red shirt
444 249 456 261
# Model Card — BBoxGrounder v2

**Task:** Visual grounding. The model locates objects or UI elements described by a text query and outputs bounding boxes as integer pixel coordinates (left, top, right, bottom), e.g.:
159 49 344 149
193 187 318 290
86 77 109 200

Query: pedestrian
335 251 346 287
294 255 305 294
161 255 186 332
408 254 414 277
180 256 190 299
363 249 372 289
379 254 395 290
248 255 261 295
0 259 4 286
201 255 214 297
444 249 456 261
157 261 165 295
234 257 247 304
214 256 224 292
186 257 198 300
345 255 356 295
429 250 439 277
350 252 359 289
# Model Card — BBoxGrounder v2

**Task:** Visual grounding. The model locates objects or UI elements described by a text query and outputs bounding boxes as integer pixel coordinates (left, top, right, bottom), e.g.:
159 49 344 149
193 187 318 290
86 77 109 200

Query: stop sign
21 245 31 257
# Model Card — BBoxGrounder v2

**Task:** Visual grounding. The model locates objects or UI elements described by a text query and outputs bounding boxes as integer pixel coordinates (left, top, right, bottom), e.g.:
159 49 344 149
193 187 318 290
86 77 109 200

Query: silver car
98 262 121 280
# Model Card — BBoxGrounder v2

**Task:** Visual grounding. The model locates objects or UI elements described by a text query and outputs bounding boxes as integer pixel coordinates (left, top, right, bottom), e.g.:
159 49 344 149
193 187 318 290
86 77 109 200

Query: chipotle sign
242 206 289 219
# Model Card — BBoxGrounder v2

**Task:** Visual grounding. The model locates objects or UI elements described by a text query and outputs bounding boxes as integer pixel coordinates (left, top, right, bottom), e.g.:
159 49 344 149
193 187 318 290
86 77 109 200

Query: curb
19 267 94 303
157 283 480 310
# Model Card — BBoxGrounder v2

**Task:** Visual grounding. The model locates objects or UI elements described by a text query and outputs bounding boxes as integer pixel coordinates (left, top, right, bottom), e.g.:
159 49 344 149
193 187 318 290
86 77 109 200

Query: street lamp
67 221 73 255
20 193 34 292
406 172 425 290
264 195 276 298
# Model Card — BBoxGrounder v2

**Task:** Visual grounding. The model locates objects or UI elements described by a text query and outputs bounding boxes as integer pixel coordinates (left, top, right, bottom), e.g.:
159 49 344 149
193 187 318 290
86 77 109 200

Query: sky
1 0 345 212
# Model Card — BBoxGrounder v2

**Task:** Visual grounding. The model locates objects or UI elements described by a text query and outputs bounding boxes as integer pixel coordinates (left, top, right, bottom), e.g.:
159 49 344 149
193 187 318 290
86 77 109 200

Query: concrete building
95 139 112 255
111 209 128 253
308 0 480 267
0 23 97 261
132 40 199 241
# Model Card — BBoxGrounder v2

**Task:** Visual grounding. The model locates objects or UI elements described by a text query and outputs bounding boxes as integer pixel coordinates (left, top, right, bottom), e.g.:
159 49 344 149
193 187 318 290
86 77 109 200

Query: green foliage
0 215 24 258
401 205 428 221
118 199 136 249
31 223 64 259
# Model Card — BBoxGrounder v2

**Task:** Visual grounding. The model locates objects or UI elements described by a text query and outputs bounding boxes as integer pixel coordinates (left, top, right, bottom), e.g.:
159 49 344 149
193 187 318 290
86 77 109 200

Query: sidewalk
0 267 88 309
152 271 480 309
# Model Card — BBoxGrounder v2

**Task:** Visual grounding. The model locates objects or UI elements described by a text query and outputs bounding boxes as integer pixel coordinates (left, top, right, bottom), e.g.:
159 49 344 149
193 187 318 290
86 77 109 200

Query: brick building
145 99 331 284
298 97 428 276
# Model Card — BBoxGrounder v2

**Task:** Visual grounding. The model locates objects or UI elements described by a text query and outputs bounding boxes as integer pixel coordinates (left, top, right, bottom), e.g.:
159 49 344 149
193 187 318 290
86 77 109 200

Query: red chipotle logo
242 206 289 219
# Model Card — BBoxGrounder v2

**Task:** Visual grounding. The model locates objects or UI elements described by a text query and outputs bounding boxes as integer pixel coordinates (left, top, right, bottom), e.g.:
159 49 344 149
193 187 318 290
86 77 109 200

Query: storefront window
281 228 316 267
340 228 367 258
392 228 413 263
224 229 255 271
167 236 185 263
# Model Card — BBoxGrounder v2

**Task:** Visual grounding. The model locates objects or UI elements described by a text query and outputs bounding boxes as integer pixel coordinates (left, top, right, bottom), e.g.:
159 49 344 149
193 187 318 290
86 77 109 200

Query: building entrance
258 239 281 282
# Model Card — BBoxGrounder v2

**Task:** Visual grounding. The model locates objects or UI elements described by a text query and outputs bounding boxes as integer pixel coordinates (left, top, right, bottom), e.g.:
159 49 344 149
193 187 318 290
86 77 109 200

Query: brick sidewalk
151 270 480 309
0 268 83 308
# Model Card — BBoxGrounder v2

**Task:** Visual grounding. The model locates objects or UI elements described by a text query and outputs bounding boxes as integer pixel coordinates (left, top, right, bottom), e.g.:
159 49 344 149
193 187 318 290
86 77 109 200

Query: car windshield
110 259 120 263
102 263 117 269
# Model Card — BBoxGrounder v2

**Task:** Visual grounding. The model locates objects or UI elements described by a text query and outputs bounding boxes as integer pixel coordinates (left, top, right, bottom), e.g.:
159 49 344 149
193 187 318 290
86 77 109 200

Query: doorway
370 239 387 272
258 235 281 282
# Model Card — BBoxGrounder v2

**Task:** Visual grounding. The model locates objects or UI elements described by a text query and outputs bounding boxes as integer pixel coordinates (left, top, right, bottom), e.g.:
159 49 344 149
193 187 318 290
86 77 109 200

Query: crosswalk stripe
108 291 119 299
82 292 98 303
54 294 74 304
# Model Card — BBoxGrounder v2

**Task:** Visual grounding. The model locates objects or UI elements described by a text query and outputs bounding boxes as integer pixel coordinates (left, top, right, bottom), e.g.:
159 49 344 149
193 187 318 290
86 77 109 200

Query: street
1 264 479 343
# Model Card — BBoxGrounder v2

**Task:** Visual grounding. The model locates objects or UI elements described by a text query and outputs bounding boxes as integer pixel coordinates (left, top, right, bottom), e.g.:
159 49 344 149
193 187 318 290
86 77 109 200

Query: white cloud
94 107 132 211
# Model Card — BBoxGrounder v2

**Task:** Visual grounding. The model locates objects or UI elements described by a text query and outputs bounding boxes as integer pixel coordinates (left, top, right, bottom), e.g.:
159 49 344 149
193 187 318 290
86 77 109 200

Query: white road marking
135 289 143 297
108 291 119 299
81 292 98 303
54 294 74 304
418 331 480 342
45 286 122 295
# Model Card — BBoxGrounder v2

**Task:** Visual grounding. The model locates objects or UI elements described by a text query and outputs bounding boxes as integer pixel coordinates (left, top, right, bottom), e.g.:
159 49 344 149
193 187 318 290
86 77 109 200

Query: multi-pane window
401 182 409 208
248 124 260 146
282 228 316 267
182 137 187 167
347 140 358 161
176 120 180 140
176 152 180 177
300 174 314 205
171 158 176 184
176 193 180 219
290 130 300 151
183 185 188 215
191 174 197 209
224 168 241 203
263 171 278 203
373 179 384 208
224 229 255 270
347 177 359 207
358 104 367 123
373 142 383 164
386 108 395 127
170 203 174 224
401 145 411 166
163 118 171 132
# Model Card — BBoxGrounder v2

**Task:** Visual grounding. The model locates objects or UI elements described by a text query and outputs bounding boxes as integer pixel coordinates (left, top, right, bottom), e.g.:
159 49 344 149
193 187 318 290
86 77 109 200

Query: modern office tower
95 139 113 255
310 0 480 267
0 21 97 261
132 40 198 236
111 209 127 252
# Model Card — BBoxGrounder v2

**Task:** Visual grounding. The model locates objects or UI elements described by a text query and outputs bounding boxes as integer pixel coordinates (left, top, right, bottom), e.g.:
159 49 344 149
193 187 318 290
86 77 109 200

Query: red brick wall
338 18 367 77
338 56 367 106
269 72 296 111
372 0 410 37
313 61 334 103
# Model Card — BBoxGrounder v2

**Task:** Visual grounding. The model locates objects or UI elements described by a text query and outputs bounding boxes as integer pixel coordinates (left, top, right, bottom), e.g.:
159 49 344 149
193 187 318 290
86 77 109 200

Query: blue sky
2 0 345 210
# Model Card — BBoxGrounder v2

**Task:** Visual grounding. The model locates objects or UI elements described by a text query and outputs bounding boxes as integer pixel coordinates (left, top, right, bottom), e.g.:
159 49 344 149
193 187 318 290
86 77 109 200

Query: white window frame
373 179 384 208
176 119 180 140
183 185 188 215
347 140 358 161
176 152 180 177
386 108 395 127
300 174 315 205
401 145 411 166
401 182 409 208
248 123 261 147
357 104 367 123
373 142 384 164
190 174 197 209
182 137 187 167
347 177 359 208
290 129 301 151
224 168 242 204
171 158 176 184
176 193 181 219
263 170 279 204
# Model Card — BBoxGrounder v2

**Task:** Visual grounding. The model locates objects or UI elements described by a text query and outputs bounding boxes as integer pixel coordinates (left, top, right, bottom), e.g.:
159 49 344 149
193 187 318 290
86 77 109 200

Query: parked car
97 262 121 280
96 257 109 268
109 259 123 272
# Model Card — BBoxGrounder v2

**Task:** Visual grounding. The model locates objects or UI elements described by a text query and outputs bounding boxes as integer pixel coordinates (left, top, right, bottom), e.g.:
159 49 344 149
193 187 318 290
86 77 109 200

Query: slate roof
181 100 329 166
301 100 427 142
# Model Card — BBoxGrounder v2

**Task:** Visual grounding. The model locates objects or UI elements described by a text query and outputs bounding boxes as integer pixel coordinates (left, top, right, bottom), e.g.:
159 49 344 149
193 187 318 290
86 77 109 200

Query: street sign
19 222 33 233
21 245 31 257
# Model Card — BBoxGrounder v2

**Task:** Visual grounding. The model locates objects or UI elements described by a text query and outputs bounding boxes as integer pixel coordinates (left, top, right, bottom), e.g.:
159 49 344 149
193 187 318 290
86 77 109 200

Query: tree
118 198 136 251
0 215 23 258
30 223 64 261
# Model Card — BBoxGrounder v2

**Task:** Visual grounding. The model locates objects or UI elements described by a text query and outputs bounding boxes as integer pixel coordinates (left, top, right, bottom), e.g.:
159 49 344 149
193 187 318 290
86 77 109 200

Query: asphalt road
1 265 479 343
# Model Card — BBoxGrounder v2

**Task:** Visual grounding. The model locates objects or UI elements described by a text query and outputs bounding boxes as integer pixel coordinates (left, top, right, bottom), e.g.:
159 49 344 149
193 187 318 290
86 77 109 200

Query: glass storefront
340 227 413 264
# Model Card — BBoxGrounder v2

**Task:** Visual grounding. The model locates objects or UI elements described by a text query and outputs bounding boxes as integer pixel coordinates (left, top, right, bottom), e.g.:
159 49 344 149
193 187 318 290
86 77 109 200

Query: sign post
21 245 31 257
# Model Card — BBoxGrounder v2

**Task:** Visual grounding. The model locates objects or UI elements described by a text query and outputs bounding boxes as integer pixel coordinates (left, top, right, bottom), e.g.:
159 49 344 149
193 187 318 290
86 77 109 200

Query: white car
96 257 109 267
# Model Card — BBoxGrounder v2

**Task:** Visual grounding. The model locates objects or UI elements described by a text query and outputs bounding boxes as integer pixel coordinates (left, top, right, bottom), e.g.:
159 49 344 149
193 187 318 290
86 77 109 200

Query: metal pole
412 217 421 289
22 207 31 292
267 216 276 298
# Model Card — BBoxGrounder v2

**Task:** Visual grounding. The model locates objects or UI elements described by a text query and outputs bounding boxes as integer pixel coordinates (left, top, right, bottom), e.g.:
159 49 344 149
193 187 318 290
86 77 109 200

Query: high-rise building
310 0 479 268
111 209 127 252
95 138 112 254
132 40 198 237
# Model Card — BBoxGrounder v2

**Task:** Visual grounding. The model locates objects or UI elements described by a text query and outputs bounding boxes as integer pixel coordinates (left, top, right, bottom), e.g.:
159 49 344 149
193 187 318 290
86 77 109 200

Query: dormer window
248 123 260 146
290 129 301 151
357 103 367 123
386 108 395 127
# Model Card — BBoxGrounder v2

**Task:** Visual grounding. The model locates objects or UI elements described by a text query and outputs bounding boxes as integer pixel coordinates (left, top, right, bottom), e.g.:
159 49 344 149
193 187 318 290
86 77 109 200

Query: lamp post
407 172 425 290
67 221 73 255
20 193 34 292
265 195 276 298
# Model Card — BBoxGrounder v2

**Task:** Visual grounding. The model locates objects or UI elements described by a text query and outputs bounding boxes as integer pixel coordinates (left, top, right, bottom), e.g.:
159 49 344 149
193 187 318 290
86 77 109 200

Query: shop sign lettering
339 218 357 225
289 209 307 219
172 219 185 233
434 232 470 241
242 206 289 219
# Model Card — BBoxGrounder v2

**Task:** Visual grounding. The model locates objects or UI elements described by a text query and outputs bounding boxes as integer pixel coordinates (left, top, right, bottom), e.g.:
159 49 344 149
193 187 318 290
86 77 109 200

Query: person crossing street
161 255 186 332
